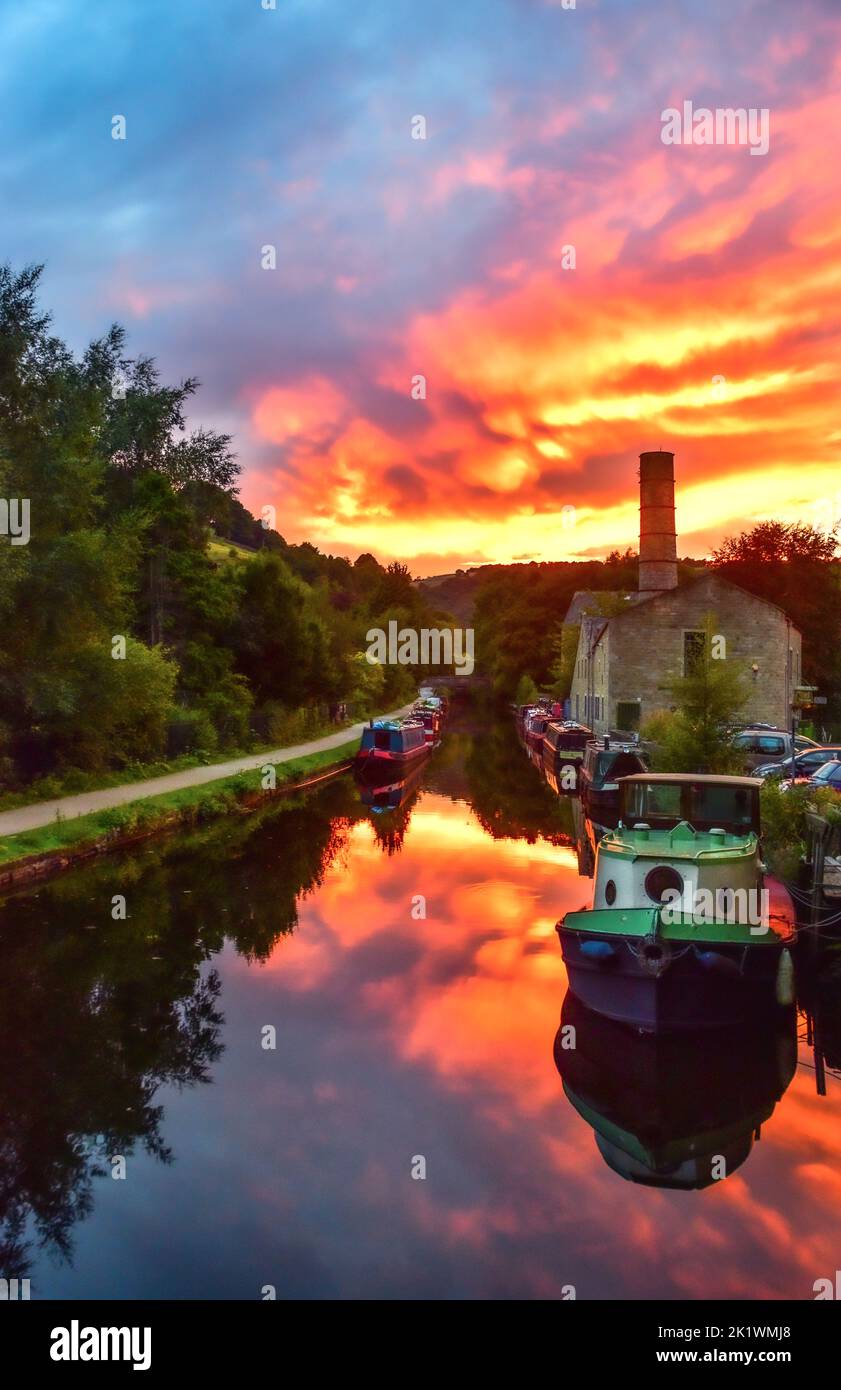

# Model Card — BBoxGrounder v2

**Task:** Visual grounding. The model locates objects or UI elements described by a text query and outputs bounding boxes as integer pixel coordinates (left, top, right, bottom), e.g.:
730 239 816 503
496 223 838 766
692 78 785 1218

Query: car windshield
812 762 841 781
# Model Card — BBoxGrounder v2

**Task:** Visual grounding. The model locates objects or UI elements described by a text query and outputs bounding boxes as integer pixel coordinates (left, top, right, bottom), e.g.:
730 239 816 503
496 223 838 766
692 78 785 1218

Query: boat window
687 782 755 829
374 730 391 750
622 780 758 831
625 782 682 821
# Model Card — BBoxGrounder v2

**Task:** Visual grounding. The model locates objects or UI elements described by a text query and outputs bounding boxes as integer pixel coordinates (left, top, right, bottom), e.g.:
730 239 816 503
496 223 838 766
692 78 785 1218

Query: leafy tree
514 673 539 706
643 614 747 773
102 355 238 491
711 520 841 707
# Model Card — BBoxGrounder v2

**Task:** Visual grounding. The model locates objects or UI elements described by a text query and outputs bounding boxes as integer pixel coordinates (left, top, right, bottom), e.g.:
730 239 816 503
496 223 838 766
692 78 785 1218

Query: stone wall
569 617 611 731
606 572 801 730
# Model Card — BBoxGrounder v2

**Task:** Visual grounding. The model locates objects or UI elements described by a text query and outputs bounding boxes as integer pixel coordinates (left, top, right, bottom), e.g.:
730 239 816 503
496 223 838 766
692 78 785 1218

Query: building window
616 701 641 731
683 629 705 676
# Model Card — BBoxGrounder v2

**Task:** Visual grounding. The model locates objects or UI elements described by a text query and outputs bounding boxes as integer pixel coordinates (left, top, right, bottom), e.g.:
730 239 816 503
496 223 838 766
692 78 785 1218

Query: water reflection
555 992 797 1189
1 718 840 1298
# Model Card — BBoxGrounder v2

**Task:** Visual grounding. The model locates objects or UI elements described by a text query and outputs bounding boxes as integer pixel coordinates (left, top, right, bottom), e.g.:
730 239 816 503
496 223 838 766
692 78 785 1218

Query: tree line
0 264 442 789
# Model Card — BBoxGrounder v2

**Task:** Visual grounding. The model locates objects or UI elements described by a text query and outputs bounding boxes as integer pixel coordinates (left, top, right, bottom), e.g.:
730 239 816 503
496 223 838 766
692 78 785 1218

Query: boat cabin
618 774 761 836
544 721 593 756
581 740 647 790
360 720 426 754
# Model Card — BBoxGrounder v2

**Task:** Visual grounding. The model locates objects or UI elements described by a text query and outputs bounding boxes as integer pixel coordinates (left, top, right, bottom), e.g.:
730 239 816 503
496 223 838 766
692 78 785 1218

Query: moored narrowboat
542 720 593 782
557 773 798 1030
412 703 442 748
579 737 647 818
523 709 550 752
354 718 429 781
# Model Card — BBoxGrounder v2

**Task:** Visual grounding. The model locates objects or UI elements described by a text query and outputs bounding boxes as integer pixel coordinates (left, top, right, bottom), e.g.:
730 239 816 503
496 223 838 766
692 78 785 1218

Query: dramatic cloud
6 0 841 571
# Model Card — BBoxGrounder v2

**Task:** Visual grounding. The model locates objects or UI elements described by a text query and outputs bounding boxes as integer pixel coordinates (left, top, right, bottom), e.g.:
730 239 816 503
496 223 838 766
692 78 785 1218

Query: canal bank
0 705 413 887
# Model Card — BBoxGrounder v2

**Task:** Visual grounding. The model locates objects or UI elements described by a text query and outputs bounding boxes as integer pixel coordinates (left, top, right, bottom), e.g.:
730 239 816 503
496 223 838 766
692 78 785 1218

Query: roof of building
562 589 656 624
604 570 802 633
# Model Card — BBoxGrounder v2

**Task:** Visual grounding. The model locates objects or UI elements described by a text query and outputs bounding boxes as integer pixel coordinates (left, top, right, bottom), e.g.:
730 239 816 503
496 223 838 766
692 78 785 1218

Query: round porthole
604 879 617 905
644 865 684 903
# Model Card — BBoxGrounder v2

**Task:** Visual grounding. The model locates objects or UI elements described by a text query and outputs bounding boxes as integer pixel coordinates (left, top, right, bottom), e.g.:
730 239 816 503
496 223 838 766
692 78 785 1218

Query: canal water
2 704 841 1300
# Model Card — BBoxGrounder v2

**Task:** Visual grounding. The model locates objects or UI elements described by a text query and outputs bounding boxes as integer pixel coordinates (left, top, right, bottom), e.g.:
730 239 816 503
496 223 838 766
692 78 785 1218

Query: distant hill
416 567 496 623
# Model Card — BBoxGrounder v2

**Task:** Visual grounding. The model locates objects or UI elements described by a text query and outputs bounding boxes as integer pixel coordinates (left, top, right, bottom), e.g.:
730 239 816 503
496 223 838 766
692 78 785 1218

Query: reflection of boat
558 773 798 1030
358 761 426 813
571 799 596 877
578 738 647 818
354 719 430 781
554 992 797 1188
542 721 592 785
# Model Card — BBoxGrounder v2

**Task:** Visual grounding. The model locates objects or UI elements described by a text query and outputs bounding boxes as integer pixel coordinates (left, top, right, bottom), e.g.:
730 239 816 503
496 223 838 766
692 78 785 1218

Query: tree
644 614 747 773
514 673 539 706
711 521 841 707
101 355 239 491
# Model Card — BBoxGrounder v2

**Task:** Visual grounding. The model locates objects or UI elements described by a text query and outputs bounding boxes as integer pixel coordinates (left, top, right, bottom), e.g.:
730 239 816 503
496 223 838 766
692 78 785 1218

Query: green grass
0 740 359 869
207 536 259 566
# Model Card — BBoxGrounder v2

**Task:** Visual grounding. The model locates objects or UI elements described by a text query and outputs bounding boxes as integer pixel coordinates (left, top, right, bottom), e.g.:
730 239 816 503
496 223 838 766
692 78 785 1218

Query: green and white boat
557 773 797 1030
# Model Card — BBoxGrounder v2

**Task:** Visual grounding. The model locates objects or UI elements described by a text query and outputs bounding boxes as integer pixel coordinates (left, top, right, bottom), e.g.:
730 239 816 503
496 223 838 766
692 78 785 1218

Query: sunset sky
5 0 841 574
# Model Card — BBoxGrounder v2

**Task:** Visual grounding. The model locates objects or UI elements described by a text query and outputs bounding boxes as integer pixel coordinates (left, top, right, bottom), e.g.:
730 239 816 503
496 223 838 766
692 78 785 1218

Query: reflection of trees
366 795 417 856
0 897 223 1274
465 724 575 844
0 776 368 1274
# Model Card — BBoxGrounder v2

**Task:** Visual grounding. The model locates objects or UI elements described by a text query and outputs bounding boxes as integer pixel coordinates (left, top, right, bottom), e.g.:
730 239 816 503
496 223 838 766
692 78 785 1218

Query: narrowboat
354 718 429 781
523 709 550 752
542 721 593 782
412 703 442 749
557 773 798 1030
578 737 647 818
554 992 796 1187
417 692 448 721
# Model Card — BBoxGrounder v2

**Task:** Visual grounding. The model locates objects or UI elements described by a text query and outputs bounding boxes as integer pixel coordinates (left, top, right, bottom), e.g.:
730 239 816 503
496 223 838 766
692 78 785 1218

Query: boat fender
775 948 795 1007
579 939 616 963
639 933 670 977
694 949 741 979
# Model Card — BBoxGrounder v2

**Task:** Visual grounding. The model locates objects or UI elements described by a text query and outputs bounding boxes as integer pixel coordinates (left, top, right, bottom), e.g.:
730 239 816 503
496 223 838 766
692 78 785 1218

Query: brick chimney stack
638 450 678 592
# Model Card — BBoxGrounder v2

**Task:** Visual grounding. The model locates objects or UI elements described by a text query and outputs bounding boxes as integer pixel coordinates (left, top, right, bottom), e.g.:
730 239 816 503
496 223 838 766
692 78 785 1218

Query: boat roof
618 773 761 788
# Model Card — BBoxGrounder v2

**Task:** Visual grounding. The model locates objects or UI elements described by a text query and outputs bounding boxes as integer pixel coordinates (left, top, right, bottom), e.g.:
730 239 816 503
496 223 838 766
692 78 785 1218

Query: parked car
754 745 841 780
730 728 818 772
780 759 841 793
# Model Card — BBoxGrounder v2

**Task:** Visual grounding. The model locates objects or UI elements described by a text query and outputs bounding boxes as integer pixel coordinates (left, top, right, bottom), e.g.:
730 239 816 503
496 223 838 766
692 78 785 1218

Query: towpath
0 706 413 838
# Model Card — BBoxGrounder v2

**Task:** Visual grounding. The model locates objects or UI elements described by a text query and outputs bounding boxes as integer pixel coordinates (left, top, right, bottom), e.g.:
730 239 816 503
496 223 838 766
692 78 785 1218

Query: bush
197 672 253 749
760 780 841 878
30 638 179 772
168 707 218 757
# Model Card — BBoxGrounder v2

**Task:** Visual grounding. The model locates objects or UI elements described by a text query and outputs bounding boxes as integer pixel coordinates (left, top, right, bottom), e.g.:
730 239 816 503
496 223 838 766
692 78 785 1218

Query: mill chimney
638 450 678 592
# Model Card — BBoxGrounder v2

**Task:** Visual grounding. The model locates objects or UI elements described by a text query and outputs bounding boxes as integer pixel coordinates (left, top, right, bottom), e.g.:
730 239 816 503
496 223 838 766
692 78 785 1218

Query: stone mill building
566 451 803 735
